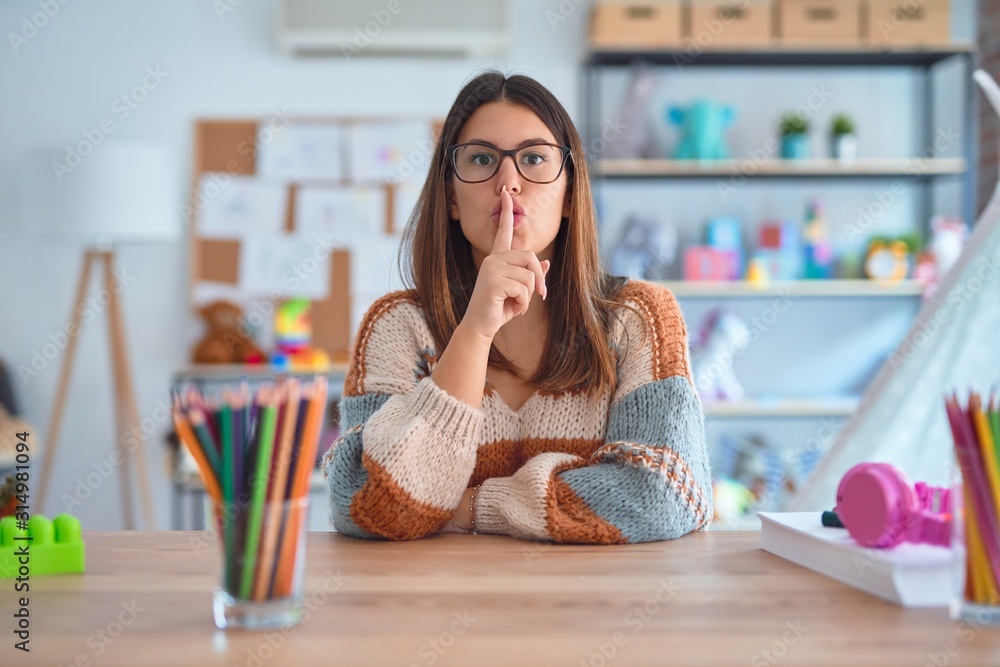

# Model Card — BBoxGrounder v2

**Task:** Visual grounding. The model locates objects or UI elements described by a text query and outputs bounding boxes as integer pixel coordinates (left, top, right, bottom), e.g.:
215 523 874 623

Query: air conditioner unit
273 0 512 59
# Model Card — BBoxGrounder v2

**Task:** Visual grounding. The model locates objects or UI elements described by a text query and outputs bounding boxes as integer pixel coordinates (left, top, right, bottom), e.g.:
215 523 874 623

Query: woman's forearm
430 322 493 410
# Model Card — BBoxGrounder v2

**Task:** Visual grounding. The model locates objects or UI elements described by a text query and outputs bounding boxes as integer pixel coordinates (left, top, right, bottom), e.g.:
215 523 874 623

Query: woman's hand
462 185 550 341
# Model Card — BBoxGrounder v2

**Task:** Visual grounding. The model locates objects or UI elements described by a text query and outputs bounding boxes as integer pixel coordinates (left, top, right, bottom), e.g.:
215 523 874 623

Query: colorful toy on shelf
192 300 266 365
756 220 802 280
705 216 744 279
272 297 330 371
713 477 756 523
864 238 911 283
683 246 733 281
0 514 85 578
608 214 678 280
915 216 967 296
802 198 834 279
745 257 771 286
691 309 749 402
668 99 735 161
720 433 798 510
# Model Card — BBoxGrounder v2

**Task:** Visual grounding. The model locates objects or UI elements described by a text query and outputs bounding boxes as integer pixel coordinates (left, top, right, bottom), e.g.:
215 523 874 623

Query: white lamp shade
22 143 181 243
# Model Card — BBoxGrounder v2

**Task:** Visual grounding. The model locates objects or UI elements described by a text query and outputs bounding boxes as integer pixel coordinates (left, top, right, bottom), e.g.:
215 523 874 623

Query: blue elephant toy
668 100 735 161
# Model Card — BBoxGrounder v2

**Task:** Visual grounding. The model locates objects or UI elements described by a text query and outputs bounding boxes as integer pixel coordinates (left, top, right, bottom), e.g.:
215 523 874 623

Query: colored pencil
239 388 278 600
187 407 221 479
275 378 327 596
254 379 301 601
220 399 236 594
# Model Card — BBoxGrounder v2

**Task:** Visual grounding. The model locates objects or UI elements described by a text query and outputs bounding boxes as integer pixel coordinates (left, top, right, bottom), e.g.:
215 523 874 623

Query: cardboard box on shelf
778 0 863 46
689 0 774 48
867 0 950 46
589 1 684 49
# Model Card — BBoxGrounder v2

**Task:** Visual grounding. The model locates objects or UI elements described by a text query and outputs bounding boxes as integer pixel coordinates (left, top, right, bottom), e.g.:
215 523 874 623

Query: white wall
0 0 980 530
0 0 589 530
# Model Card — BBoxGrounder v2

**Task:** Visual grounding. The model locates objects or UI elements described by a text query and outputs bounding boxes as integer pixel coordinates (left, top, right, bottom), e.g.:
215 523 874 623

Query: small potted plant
830 113 858 163
779 112 810 159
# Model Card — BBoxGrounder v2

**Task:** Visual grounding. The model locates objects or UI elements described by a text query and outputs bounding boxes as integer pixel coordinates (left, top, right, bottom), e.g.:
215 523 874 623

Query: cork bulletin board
188 116 442 361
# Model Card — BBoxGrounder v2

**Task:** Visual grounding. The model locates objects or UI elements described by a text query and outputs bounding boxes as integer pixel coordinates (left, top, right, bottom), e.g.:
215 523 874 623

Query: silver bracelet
469 484 481 535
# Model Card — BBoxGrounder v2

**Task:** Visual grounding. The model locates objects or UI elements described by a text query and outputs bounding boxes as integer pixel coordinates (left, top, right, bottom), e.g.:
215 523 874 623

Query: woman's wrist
451 486 480 533
431 322 493 409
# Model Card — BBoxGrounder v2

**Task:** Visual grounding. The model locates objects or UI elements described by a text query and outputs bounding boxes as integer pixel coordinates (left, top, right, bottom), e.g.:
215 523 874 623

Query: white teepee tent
787 70 1000 511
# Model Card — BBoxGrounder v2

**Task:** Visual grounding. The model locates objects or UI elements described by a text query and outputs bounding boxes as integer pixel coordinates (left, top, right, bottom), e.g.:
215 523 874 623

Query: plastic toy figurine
691 309 749 402
915 216 967 297
802 199 834 279
272 297 330 371
0 514 85 578
668 99 735 161
608 214 677 280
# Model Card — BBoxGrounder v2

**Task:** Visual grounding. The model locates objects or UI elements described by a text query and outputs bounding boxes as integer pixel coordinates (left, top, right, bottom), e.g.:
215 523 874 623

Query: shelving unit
581 45 976 512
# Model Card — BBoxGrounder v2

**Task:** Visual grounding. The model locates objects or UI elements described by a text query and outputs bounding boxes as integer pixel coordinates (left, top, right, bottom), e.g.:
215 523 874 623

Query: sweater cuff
410 376 482 446
473 479 515 536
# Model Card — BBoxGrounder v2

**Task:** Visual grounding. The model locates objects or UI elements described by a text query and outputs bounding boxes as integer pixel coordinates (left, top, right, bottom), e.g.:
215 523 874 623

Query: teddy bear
192 300 265 364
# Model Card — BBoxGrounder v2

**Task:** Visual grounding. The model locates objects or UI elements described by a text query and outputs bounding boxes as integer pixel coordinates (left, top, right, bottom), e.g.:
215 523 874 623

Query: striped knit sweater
322 279 712 543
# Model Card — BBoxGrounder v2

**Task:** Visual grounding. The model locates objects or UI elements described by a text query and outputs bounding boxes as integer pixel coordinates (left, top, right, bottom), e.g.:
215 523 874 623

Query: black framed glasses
446 142 572 184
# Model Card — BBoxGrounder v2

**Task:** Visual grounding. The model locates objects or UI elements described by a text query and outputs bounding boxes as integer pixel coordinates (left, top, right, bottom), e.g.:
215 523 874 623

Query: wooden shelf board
594 158 966 178
657 279 924 298
704 397 860 418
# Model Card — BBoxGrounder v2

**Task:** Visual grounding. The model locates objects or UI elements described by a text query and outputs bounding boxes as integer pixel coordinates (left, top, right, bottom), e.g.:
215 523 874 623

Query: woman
323 70 711 543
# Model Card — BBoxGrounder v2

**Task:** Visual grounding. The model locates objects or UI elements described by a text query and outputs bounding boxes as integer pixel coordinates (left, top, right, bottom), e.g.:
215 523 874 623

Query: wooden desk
4 531 1000 666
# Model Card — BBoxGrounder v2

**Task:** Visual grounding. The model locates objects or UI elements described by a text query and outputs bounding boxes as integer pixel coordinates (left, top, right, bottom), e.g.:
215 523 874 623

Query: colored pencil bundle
944 390 1000 607
172 376 328 601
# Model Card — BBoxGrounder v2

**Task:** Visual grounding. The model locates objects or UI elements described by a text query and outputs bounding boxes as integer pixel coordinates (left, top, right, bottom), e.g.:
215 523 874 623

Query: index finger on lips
491 185 514 255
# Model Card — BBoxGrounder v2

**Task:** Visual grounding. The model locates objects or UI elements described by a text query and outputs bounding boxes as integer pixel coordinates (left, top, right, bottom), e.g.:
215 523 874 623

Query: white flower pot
831 134 858 163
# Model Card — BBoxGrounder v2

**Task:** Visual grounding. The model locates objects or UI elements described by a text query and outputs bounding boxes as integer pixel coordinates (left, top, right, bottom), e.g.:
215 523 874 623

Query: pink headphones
835 462 952 549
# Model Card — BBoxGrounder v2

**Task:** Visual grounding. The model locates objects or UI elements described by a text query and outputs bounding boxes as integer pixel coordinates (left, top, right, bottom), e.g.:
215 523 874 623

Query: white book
758 511 955 608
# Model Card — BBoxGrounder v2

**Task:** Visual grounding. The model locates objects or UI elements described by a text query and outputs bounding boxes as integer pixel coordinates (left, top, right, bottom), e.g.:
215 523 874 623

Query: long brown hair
398 69 643 396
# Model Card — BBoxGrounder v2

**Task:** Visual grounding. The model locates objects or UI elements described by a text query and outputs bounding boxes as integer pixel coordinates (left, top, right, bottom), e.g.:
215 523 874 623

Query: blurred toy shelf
704 397 859 418
594 158 966 179
659 279 924 298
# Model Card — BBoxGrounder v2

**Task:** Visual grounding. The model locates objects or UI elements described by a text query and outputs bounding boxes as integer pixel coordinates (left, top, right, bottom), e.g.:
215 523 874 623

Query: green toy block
0 514 85 578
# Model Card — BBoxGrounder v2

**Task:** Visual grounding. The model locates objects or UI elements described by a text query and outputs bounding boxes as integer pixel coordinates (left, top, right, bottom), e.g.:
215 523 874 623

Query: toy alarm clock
835 462 952 549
